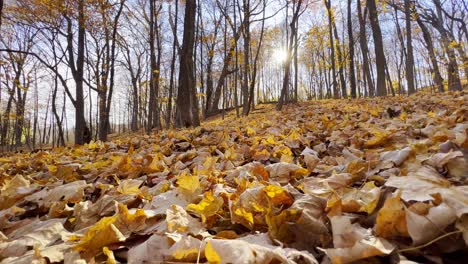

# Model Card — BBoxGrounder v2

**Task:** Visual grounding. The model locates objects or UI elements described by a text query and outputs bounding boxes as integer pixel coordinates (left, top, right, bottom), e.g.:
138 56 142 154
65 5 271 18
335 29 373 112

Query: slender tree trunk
153 15 162 129
404 0 415 94
432 0 462 91
0 0 3 30
246 0 266 115
74 0 86 144
12 65 24 147
325 0 339 99
357 0 374 97
175 0 199 127
367 0 387 96
348 0 357 98
416 18 444 92
242 0 251 116
277 0 302 110
148 0 162 130
332 16 347 98
233 2 240 117
293 15 299 102
167 0 178 128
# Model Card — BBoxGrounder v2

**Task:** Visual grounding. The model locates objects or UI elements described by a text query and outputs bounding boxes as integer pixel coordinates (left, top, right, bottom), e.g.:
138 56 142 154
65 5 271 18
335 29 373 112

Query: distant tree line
0 0 465 150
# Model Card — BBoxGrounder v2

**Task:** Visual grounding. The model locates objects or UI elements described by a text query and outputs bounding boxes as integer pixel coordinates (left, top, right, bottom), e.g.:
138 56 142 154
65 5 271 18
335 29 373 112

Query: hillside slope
0 91 467 263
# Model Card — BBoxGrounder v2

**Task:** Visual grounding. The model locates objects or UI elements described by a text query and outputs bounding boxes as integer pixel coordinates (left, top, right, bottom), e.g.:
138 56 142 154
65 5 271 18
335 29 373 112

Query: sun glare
273 48 288 63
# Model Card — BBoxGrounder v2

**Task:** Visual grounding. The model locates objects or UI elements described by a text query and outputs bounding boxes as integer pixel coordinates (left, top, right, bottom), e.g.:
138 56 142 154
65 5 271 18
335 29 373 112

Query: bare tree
367 0 387 96
175 0 199 127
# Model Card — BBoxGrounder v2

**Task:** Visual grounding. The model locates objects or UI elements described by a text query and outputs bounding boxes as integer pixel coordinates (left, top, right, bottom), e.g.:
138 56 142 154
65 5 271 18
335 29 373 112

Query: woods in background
0 0 466 150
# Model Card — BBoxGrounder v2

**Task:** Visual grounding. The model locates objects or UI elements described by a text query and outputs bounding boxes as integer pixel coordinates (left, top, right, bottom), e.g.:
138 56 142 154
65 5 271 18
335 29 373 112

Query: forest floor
0 90 467 264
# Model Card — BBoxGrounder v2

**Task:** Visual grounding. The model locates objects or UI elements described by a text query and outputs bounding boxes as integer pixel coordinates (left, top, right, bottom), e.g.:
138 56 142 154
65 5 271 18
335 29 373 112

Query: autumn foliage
0 91 467 263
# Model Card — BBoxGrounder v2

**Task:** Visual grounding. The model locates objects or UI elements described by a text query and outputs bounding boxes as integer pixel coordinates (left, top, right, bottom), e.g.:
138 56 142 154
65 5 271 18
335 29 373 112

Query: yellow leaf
172 247 199 260
342 181 381 214
365 129 390 148
73 216 125 256
103 247 117 264
205 241 221 264
87 141 100 150
274 146 294 163
252 202 266 212
73 204 147 256
114 204 147 235
375 194 409 238
117 179 142 195
47 165 58 173
399 112 408 121
224 147 237 160
252 148 270 161
369 108 380 117
187 191 223 223
147 154 166 172
234 208 254 226
246 127 256 136
177 172 200 194
265 136 277 145
262 185 293 205
266 208 300 243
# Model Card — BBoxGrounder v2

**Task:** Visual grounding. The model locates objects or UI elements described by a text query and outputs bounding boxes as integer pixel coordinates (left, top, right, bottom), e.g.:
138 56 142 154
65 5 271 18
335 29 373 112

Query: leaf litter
0 91 467 263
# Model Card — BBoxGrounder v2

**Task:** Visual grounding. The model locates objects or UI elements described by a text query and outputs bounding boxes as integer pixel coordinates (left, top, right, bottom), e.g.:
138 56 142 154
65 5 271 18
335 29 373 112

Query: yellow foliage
375 194 409 238
263 185 293 205
205 241 221 264
177 172 200 194
234 207 254 226
187 191 223 223
365 128 391 148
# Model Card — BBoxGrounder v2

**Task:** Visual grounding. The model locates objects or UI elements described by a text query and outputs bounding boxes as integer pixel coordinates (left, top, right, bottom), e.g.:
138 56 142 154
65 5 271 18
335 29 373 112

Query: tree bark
66 0 86 145
242 0 251 116
367 0 387 96
404 0 415 94
357 0 374 96
277 0 302 110
348 0 357 98
175 0 199 127
324 0 339 99
416 17 444 93
167 0 179 127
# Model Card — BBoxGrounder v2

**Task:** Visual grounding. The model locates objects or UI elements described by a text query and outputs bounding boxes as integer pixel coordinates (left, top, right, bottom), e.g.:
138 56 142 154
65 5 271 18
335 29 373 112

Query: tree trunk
332 15 347 98
277 0 302 110
246 0 266 115
404 0 415 94
324 0 339 99
175 0 199 127
416 18 444 93
167 0 179 128
432 0 462 91
367 0 387 96
242 0 250 116
348 0 357 98
357 0 374 97
76 0 86 144
0 0 3 29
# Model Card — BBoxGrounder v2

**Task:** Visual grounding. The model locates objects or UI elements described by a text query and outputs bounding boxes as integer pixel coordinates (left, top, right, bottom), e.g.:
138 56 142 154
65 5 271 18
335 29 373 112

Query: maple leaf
186 191 223 223
365 128 391 148
176 172 201 195
375 194 409 238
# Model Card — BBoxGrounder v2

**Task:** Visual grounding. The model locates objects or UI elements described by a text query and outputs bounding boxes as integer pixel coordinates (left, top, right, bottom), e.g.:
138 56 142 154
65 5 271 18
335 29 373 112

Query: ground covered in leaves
0 91 467 264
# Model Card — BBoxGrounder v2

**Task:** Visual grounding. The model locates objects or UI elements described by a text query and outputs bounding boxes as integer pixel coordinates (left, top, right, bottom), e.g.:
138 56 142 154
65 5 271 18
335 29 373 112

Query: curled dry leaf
265 162 309 184
320 215 395 264
206 233 318 264
406 202 457 245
